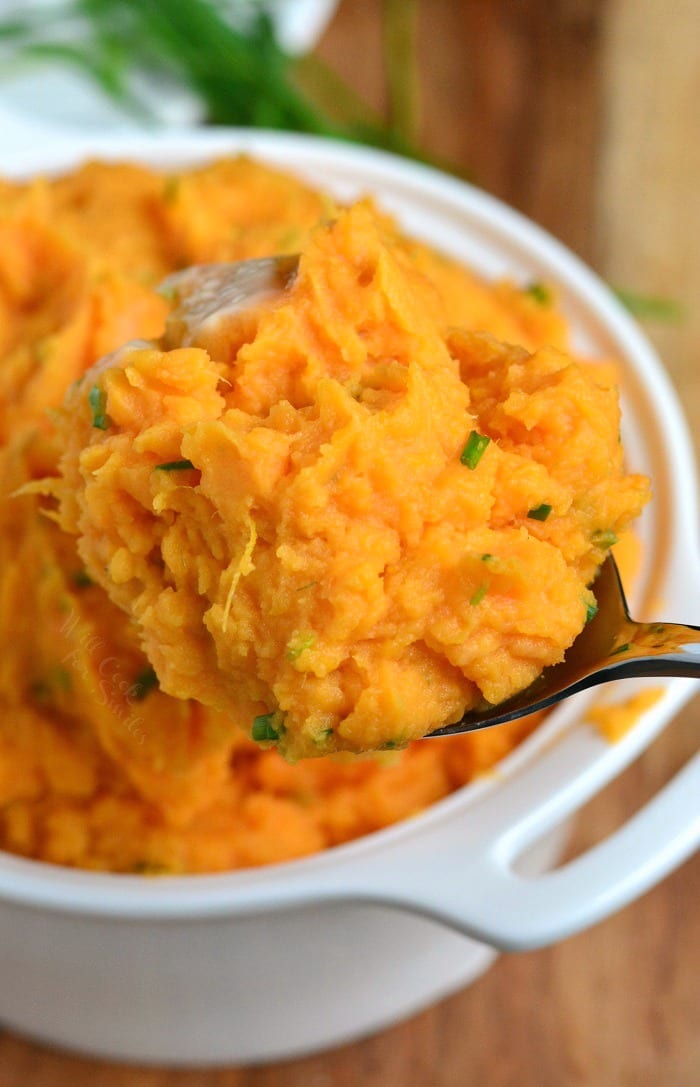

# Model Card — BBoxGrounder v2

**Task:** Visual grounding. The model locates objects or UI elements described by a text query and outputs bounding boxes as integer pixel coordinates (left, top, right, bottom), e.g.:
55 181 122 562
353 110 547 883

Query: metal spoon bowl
159 258 700 738
431 554 700 736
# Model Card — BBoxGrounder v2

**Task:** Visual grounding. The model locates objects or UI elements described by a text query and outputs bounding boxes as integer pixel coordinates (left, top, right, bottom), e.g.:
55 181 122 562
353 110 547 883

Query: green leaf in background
0 0 454 167
382 0 421 145
613 288 684 322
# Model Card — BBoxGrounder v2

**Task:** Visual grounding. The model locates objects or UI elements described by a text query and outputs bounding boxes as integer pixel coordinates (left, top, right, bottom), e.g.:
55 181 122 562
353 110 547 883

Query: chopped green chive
286 633 315 661
30 666 72 703
53 666 72 693
29 679 52 704
71 569 94 589
525 282 552 306
132 860 171 876
611 642 631 655
481 553 495 563
88 385 111 430
460 431 490 469
592 529 619 549
527 503 552 521
585 599 598 624
131 666 159 701
470 583 489 606
252 712 282 743
154 459 195 471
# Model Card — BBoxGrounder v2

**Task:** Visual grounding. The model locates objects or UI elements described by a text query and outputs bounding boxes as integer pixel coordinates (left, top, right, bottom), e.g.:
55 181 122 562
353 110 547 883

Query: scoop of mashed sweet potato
52 202 649 760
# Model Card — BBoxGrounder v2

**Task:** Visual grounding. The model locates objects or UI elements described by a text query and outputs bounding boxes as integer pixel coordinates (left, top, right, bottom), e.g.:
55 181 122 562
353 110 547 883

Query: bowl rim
1 127 697 916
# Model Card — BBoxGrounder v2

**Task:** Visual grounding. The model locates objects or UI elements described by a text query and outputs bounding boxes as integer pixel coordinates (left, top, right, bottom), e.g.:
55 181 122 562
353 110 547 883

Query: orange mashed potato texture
0 158 648 872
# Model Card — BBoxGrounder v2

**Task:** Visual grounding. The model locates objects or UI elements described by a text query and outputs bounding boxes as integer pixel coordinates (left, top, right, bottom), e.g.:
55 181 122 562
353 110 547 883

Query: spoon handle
431 620 700 738
609 619 700 678
432 553 700 738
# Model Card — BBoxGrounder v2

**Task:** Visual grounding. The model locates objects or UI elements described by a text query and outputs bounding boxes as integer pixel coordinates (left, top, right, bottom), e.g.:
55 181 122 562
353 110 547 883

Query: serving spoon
431 554 700 736
160 257 700 738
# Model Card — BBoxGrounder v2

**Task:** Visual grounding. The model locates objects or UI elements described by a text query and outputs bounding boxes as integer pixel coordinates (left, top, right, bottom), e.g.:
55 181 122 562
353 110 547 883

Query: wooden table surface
1 1 698 1084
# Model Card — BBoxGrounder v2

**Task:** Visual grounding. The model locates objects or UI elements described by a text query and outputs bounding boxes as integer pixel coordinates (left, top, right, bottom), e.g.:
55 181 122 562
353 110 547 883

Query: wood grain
1 1 698 1083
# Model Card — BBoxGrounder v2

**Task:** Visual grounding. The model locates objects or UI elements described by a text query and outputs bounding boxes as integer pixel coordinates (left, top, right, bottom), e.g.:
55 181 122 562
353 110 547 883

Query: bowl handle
390 749 700 952
328 685 700 950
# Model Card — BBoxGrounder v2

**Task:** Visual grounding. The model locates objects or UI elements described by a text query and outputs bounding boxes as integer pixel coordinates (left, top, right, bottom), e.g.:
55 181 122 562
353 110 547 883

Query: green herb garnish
611 642 631 655
132 860 171 875
296 581 319 592
585 599 598 624
71 569 94 589
154 459 195 472
592 529 619 549
460 431 490 470
525 282 552 306
88 384 111 430
286 633 315 662
311 726 335 749
29 665 72 704
131 666 159 701
470 583 489 606
29 679 52 705
252 712 282 743
53 666 72 692
527 503 552 522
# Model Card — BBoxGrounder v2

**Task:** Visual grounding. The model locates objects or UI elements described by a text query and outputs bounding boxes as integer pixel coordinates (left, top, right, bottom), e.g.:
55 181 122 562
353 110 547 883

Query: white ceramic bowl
0 114 698 1066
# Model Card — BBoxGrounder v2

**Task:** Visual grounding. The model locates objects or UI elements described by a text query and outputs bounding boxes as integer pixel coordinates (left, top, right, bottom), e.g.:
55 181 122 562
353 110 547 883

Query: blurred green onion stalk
0 0 430 160
0 0 681 320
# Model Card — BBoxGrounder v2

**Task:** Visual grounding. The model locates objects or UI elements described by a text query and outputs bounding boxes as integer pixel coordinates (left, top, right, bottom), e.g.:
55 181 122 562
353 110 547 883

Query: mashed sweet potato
0 156 648 871
53 201 648 761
